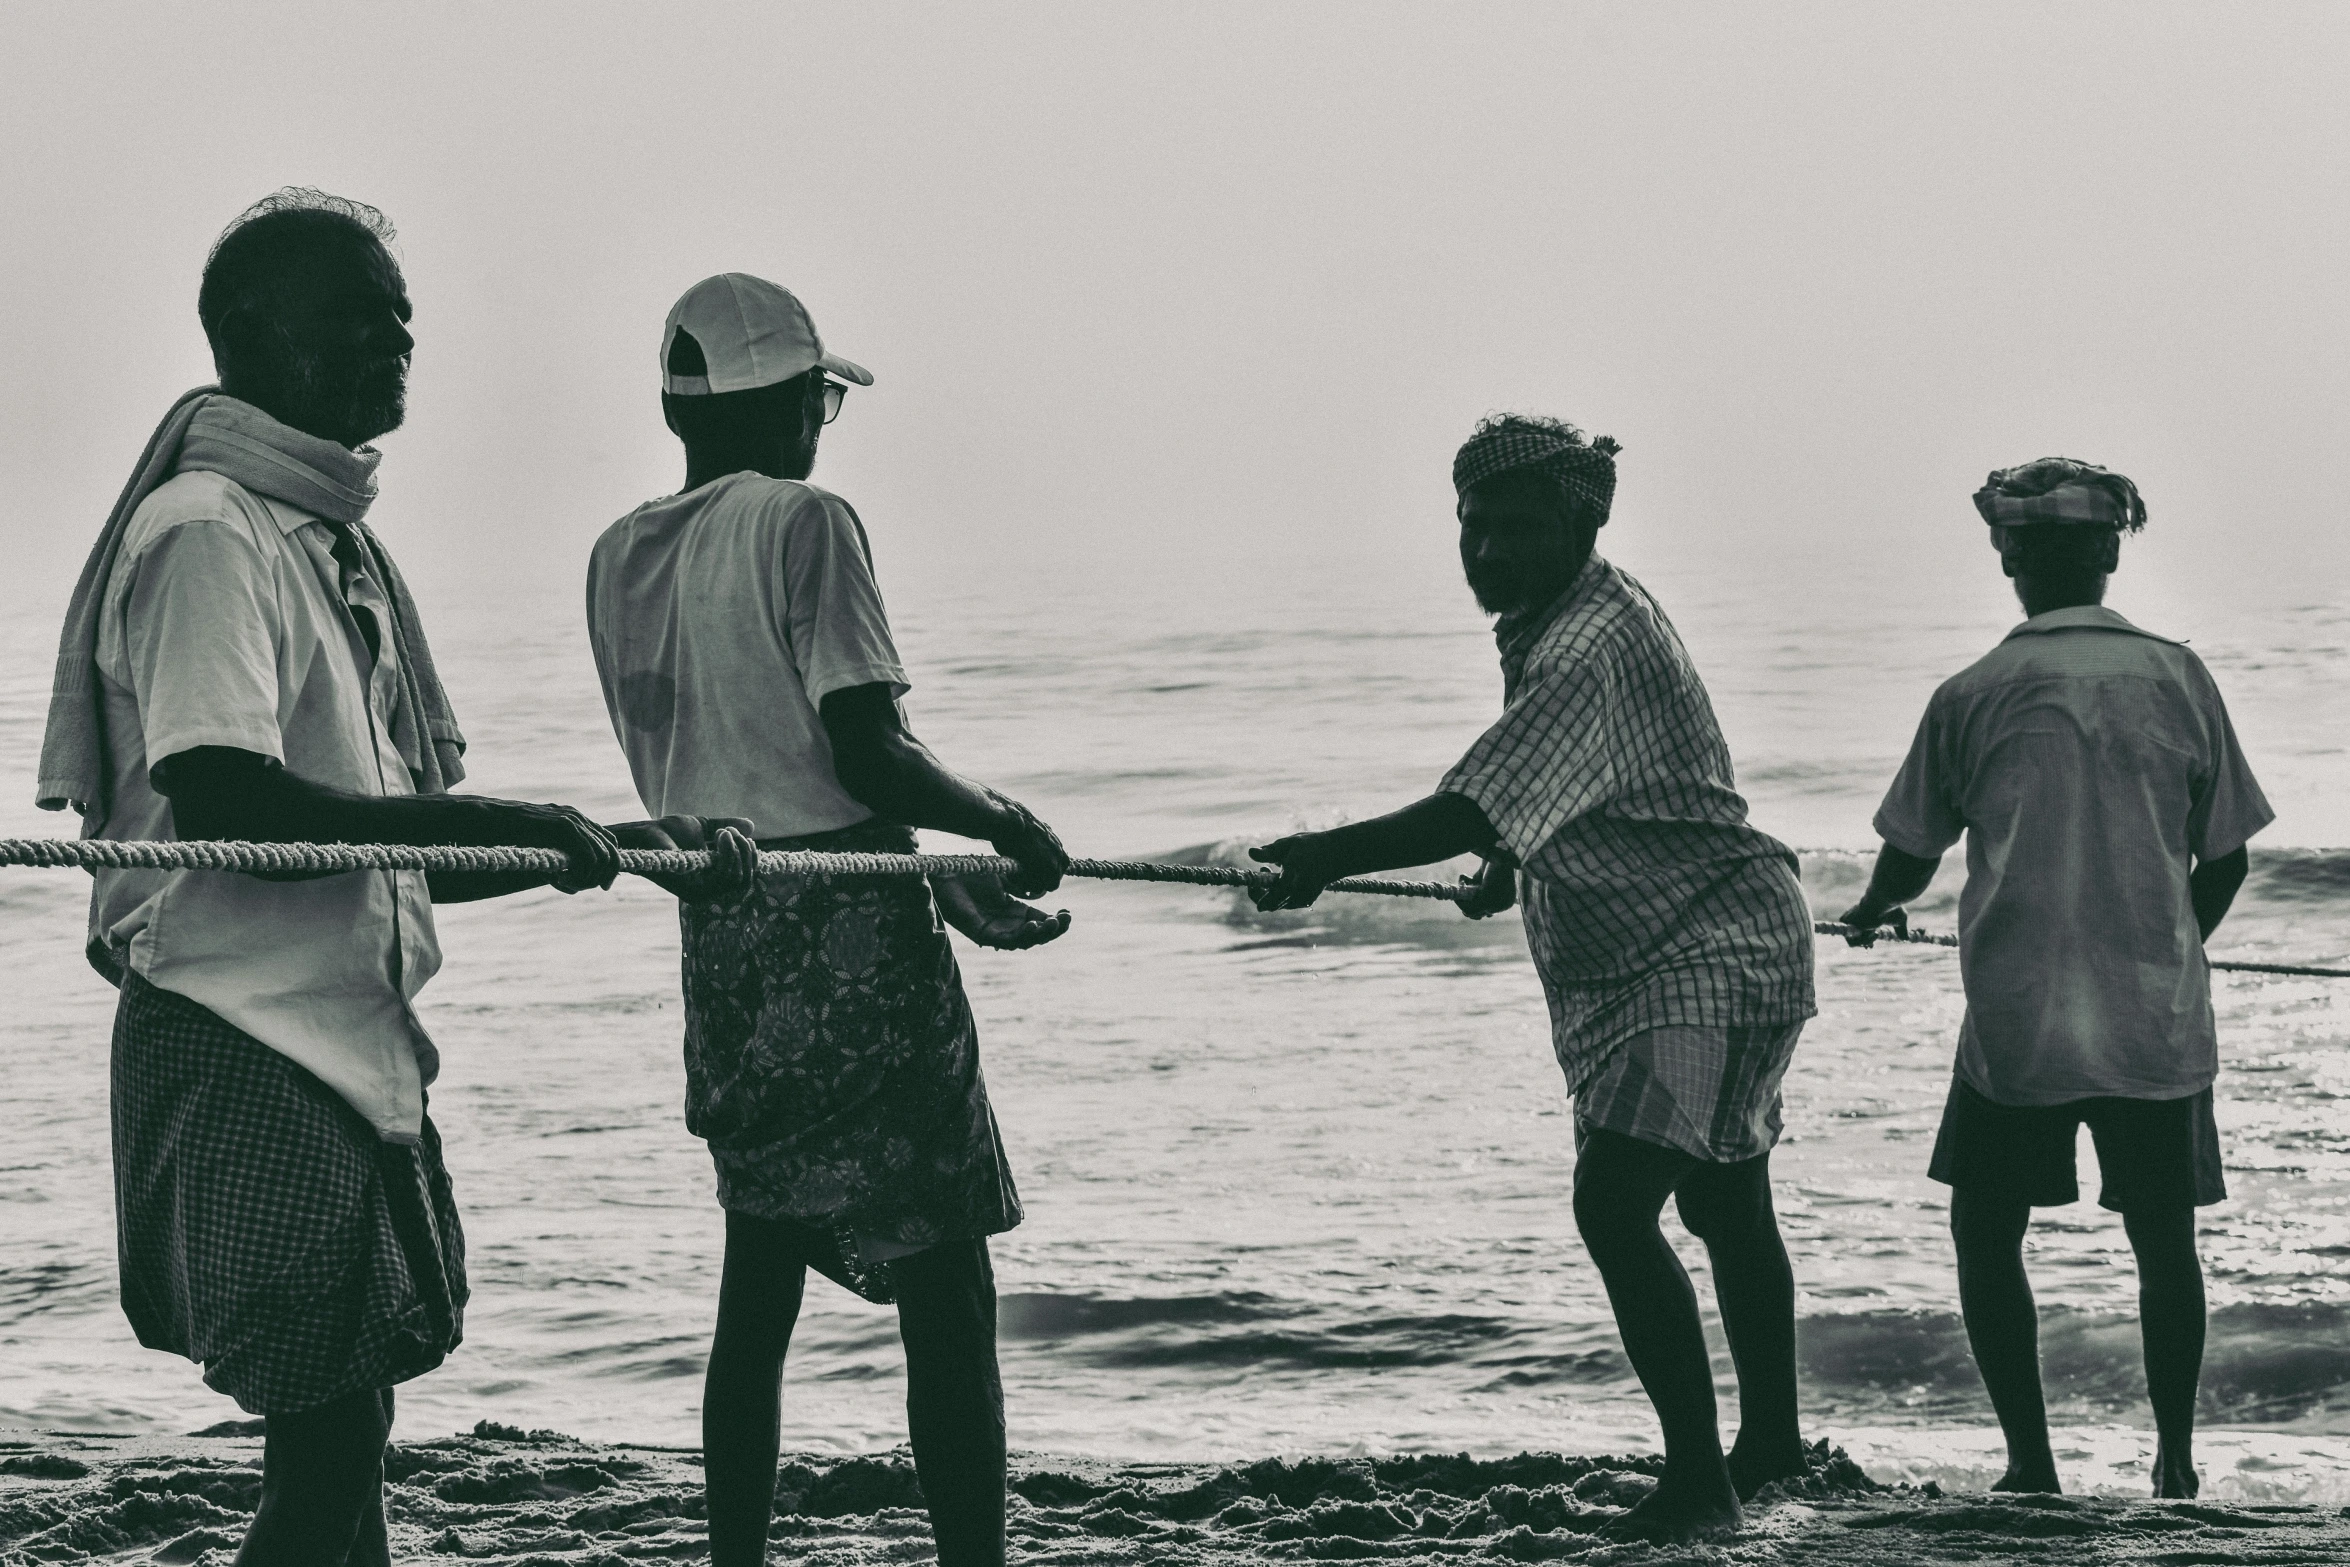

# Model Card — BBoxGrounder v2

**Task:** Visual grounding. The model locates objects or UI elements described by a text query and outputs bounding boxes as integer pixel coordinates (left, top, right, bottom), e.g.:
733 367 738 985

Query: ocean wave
995 1289 2350 1428
1808 1301 2350 1425
999 1291 1588 1375
2244 848 2350 905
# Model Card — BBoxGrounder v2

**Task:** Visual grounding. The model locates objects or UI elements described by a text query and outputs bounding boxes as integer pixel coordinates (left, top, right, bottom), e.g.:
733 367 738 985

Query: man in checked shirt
1251 414 1817 1543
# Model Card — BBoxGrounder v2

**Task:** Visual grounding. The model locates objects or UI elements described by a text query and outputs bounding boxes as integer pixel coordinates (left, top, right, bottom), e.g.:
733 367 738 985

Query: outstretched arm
1837 843 1941 945
1246 791 1499 911
818 682 1069 897
155 744 621 900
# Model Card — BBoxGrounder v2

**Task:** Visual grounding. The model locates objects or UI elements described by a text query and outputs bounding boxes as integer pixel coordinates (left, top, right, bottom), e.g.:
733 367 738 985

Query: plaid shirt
1442 556 1815 1092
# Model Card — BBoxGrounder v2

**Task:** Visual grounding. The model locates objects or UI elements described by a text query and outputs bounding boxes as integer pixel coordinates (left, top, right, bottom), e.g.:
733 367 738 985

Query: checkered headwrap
1972 457 2146 534
1453 413 1622 523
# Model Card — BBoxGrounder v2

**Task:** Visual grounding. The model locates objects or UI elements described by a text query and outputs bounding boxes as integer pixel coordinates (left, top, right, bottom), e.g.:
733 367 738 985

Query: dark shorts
112 973 467 1414
1928 1077 2226 1212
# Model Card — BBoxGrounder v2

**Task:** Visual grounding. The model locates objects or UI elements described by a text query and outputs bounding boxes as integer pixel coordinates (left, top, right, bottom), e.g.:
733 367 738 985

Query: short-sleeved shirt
89 471 443 1142
1441 556 1816 1093
1875 605 2273 1106
586 474 908 838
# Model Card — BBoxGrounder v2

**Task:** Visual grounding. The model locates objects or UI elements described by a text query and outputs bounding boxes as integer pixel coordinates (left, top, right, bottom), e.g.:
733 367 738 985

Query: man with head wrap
1842 459 2270 1499
1250 413 1818 1543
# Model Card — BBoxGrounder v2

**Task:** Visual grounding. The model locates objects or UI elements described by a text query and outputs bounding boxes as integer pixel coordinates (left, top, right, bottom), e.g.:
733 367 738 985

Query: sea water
2 549 2346 1501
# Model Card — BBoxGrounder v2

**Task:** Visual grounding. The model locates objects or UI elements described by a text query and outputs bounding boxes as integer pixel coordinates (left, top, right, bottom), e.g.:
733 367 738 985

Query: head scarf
1972 456 2146 534
39 391 466 822
1452 413 1621 524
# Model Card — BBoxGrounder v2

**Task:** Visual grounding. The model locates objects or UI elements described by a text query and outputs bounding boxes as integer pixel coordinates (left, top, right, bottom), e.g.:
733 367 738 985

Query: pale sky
3 1 2345 622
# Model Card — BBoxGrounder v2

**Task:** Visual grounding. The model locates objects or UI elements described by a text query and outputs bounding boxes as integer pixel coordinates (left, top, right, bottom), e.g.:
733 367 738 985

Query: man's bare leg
2122 1205 2204 1498
1676 1155 1808 1499
340 1387 394 1567
703 1212 810 1567
894 1239 1007 1567
1573 1129 1742 1542
1949 1189 2061 1492
234 1386 393 1566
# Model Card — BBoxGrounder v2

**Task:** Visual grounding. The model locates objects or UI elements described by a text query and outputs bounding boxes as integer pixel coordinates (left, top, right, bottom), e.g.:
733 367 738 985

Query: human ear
210 311 284 395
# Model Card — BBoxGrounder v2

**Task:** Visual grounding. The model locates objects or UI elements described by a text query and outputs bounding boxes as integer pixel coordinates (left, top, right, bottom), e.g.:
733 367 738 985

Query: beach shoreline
8 1424 2350 1565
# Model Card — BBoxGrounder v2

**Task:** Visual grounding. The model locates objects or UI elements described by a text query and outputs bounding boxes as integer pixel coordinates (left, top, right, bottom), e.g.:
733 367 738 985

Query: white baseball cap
660 273 873 396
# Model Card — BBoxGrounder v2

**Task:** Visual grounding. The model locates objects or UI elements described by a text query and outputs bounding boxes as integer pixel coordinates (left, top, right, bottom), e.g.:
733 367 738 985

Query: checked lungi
111 973 467 1415
678 821 1021 1303
1575 1022 1806 1164
1439 556 1816 1164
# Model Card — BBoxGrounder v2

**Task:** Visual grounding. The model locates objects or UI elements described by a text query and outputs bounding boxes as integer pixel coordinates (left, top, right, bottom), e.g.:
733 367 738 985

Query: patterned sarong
679 820 1021 1303
111 973 466 1414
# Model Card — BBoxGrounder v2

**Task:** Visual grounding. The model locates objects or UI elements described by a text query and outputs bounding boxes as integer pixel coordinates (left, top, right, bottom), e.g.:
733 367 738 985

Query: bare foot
1990 1465 2062 1495
2152 1439 2199 1499
1602 1476 1744 1544
1727 1435 1812 1501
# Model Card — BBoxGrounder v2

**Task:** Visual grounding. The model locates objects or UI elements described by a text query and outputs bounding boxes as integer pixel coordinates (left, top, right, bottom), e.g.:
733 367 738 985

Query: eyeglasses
818 379 848 425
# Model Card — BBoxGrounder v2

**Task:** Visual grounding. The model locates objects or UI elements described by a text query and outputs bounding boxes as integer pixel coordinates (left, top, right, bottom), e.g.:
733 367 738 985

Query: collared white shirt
586 473 908 840
1876 604 2273 1106
90 470 442 1142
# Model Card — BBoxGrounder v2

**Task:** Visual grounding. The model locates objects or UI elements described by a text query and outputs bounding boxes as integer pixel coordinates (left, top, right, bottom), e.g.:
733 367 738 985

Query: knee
1948 1191 2030 1256
711 1273 806 1369
262 1389 391 1489
1674 1178 1765 1246
275 1387 390 1445
709 1313 796 1374
894 1246 999 1359
2121 1207 2203 1282
1572 1180 1656 1258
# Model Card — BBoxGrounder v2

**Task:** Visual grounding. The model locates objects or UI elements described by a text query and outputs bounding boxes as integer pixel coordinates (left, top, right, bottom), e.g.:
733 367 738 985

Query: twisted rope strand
0 839 1464 901
3 839 2344 978
1804 918 2350 978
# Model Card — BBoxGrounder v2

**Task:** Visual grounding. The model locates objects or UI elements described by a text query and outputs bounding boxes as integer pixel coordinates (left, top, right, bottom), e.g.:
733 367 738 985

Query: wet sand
7 1426 2349 1565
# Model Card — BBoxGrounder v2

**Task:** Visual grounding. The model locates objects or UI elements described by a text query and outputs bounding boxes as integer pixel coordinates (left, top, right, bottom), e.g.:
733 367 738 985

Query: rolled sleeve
120 520 285 771
1873 701 1964 859
2188 675 2274 861
780 494 910 705
1439 658 1618 863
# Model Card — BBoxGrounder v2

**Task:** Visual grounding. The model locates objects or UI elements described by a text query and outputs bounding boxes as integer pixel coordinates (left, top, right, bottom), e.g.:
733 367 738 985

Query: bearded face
273 326 409 447
223 234 415 448
1457 474 1597 617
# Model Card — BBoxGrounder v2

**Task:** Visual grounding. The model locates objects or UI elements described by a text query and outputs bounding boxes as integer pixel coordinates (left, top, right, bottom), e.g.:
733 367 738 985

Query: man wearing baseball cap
585 273 1071 1567
1842 459 2271 1499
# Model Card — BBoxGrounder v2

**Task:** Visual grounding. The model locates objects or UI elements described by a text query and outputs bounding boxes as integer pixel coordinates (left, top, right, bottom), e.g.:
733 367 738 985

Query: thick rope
1807 918 2350 979
1813 920 1958 949
0 838 1465 901
3 839 2345 978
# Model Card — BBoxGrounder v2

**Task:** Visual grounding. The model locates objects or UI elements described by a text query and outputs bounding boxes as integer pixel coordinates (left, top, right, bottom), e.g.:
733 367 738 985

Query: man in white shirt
1842 458 2272 1500
587 273 1069 1567
38 190 745 1567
